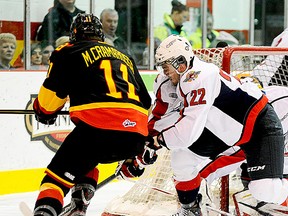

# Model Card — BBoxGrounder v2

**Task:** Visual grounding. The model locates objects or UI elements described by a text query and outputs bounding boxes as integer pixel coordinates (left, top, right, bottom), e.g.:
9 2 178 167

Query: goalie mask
155 35 194 75
70 13 105 42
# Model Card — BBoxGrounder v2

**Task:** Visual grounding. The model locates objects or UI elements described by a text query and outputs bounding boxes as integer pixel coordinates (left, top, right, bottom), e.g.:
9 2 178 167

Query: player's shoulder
154 73 169 89
183 57 219 83
193 56 219 75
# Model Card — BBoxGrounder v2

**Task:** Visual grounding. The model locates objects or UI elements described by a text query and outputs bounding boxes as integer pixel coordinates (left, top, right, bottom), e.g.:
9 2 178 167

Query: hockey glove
136 135 161 168
115 158 145 179
33 98 58 125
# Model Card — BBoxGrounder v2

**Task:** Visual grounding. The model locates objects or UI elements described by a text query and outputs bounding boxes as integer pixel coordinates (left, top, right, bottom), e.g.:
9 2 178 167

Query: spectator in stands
189 11 220 48
40 42 54 68
55 36 70 47
154 0 190 42
100 8 131 55
30 42 46 70
231 30 247 45
210 31 239 47
36 0 84 47
0 33 17 70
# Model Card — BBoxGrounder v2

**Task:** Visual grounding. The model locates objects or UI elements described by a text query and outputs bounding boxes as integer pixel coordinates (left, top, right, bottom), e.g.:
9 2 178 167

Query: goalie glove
136 135 161 168
33 98 58 125
115 158 145 179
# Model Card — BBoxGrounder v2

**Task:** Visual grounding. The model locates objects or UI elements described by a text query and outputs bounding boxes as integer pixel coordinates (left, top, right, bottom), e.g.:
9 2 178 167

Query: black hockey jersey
35 40 151 136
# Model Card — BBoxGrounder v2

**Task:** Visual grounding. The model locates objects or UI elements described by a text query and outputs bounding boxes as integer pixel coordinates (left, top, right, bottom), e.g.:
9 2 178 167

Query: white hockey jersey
148 74 182 136
148 69 287 183
161 57 267 154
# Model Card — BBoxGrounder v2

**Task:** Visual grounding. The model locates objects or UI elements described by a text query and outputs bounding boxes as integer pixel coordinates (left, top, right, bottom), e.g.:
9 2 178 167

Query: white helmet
155 35 194 74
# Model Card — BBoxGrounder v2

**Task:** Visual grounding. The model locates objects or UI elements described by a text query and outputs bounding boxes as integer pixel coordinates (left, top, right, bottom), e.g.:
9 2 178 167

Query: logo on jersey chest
183 70 201 82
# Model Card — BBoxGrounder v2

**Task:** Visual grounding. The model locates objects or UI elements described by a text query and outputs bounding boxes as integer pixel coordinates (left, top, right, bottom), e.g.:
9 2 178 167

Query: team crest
24 94 73 152
183 70 201 82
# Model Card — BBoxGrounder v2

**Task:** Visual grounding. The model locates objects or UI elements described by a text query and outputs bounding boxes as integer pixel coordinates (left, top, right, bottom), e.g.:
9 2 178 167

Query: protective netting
103 148 178 216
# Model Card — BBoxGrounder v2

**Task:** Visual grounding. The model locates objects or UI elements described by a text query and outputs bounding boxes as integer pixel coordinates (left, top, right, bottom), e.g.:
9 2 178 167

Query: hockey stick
0 109 69 115
205 204 234 216
19 201 33 216
60 173 118 215
97 173 118 190
19 171 119 216
60 161 126 215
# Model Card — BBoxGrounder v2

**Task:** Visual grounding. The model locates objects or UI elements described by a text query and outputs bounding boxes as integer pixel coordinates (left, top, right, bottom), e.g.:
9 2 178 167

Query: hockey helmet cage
70 13 105 42
155 35 194 74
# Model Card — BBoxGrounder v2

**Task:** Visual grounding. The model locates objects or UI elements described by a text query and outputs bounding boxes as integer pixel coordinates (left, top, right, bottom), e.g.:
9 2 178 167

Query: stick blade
19 201 33 216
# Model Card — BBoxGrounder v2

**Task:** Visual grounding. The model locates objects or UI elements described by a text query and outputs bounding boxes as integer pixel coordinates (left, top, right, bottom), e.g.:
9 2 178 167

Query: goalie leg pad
249 178 288 204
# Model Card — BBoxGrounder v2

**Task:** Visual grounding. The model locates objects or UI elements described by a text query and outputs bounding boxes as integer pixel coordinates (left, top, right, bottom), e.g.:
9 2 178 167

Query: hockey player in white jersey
149 72 288 215
153 34 288 216
148 73 246 187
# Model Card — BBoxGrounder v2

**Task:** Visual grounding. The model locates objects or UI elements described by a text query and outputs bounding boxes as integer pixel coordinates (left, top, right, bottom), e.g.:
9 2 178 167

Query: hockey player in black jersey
32 13 156 216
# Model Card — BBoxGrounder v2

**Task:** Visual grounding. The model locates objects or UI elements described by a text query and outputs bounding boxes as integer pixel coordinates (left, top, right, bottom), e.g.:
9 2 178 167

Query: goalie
150 34 288 216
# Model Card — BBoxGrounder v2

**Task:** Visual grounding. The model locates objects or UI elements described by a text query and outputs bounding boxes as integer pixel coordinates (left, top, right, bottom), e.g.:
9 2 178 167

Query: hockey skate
59 183 96 216
172 194 202 216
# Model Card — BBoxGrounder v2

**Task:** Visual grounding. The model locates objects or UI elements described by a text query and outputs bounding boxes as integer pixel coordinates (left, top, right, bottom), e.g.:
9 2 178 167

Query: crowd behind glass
0 0 285 70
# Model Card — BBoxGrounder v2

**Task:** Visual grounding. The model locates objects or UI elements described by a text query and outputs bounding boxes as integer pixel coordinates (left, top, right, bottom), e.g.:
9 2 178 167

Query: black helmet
70 13 105 42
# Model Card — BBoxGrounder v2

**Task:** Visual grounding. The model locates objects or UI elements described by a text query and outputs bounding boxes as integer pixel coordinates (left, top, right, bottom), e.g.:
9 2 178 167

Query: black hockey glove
33 98 58 125
136 135 161 168
116 158 145 179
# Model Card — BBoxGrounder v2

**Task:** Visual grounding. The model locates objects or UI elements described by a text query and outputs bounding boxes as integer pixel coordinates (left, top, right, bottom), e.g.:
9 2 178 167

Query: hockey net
102 46 288 216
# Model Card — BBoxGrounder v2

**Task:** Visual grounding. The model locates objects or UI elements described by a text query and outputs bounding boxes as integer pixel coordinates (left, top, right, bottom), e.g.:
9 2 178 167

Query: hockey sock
174 174 201 204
